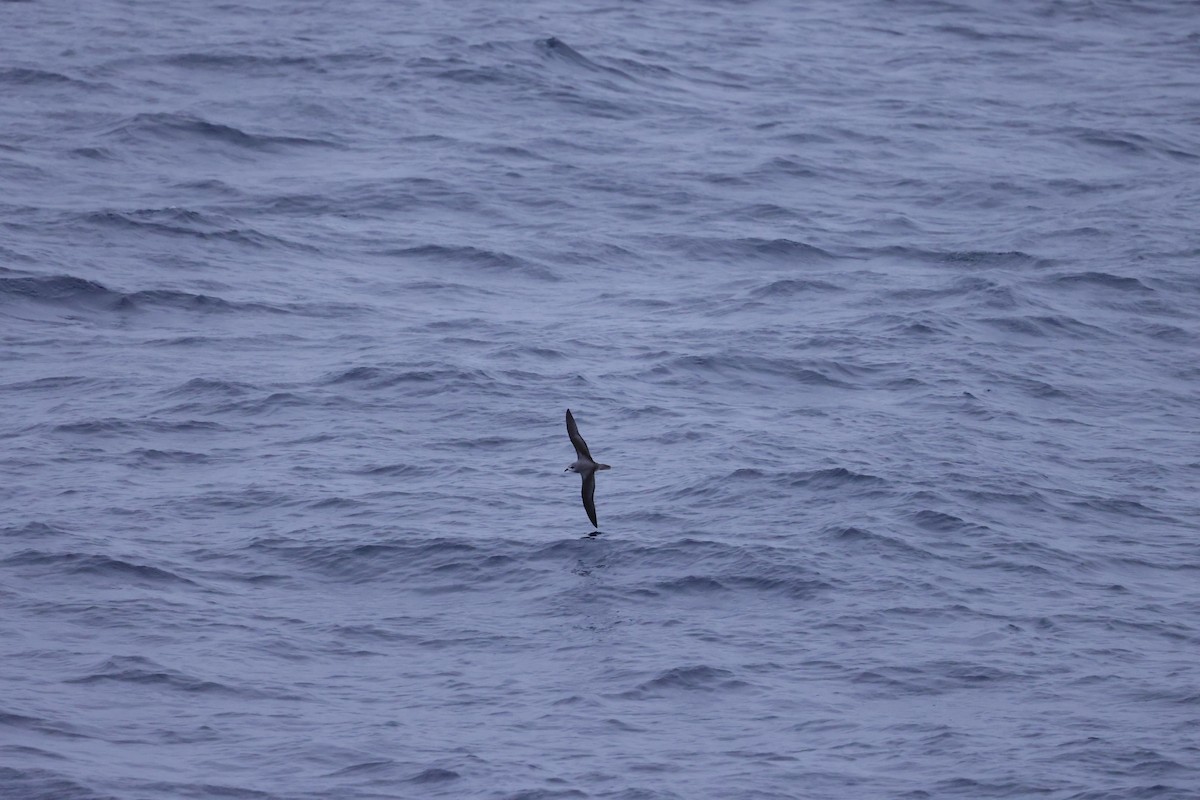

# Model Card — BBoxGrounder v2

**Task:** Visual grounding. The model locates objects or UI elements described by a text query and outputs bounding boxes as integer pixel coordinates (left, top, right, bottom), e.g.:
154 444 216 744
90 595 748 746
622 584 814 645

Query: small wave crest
81 207 318 252
2 550 195 585
789 467 886 490
66 656 295 700
670 235 835 264
246 537 519 586
620 665 748 699
107 111 343 151
0 272 285 316
388 244 556 281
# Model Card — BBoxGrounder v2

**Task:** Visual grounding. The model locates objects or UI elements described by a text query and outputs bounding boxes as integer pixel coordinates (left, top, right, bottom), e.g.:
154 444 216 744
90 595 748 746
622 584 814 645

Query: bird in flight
564 408 610 528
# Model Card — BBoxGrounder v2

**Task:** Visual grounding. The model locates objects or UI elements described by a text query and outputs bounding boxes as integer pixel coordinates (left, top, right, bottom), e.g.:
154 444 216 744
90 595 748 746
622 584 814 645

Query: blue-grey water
2 1 1199 798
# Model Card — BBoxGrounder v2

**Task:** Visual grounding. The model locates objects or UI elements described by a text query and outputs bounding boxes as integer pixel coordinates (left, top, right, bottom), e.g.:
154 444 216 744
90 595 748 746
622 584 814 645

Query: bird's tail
596 463 611 470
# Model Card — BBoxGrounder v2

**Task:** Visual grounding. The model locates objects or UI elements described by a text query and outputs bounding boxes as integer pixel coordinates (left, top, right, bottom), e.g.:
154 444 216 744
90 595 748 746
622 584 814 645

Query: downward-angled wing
565 408 594 461
581 471 599 527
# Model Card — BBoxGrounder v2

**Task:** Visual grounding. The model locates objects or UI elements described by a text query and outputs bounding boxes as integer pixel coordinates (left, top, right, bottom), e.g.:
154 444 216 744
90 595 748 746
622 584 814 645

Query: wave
160 377 257 399
319 363 500 396
66 656 296 700
1070 127 1199 163
387 244 556 281
0 245 34 264
70 145 117 160
1049 271 1154 292
0 272 287 316
933 23 1047 43
911 509 989 534
81 208 319 252
666 235 836 264
0 521 72 539
538 37 613 73
789 467 886 490
621 665 749 699
0 711 88 740
1070 496 1181 523
549 535 831 600
980 314 1112 339
160 390 316 417
126 448 211 466
636 352 856 389
246 537 511 585
410 36 662 122
161 52 326 71
747 278 844 297
852 660 1017 696
136 782 283 799
821 525 934 561
0 375 114 393
354 462 430 478
106 111 344 151
661 467 887 513
0 767 105 800
179 487 297 513
405 767 461 784
2 550 195 585
651 571 827 600
53 418 225 435
0 67 101 89
868 246 1050 271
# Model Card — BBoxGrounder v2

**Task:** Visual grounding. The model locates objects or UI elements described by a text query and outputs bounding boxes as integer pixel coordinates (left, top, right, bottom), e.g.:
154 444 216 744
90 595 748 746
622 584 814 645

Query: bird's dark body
565 409 610 527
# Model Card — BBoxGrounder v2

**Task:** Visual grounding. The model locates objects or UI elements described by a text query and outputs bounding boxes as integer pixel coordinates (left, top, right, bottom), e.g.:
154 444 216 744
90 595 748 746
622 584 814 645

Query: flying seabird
564 408 610 528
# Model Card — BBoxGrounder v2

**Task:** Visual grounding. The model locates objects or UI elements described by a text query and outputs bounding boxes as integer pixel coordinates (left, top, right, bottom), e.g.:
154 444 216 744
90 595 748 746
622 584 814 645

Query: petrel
564 408 610 528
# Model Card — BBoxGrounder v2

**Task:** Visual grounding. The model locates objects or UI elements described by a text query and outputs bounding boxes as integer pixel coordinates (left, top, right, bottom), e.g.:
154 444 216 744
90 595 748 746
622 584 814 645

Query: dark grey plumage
564 408 610 527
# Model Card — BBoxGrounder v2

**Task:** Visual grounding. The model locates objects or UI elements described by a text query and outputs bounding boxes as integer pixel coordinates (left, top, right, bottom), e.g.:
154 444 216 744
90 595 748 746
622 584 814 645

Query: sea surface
2 1 1199 798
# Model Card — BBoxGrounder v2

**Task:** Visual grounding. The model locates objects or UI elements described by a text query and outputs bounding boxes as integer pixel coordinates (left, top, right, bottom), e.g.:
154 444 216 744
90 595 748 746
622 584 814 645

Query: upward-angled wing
565 408 594 461
581 471 599 527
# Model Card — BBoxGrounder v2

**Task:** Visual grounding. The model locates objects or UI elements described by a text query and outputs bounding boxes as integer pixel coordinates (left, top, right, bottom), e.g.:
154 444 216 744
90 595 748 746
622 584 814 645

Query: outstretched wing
565 408 594 461
581 471 599 527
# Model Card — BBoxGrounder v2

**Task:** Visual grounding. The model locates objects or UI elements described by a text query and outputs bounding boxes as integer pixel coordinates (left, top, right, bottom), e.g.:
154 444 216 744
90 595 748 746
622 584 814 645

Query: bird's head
564 464 577 473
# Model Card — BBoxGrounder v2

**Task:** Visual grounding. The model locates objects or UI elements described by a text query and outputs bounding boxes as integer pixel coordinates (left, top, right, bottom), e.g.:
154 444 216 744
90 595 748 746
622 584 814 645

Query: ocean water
2 0 1199 798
